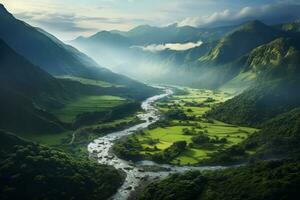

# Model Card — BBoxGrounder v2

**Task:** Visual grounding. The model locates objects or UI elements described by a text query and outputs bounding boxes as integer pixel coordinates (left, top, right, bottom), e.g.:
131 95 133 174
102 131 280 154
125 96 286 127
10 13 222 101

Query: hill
201 20 282 64
207 37 300 126
0 39 69 134
74 31 132 47
0 130 124 200
0 38 150 136
244 108 300 159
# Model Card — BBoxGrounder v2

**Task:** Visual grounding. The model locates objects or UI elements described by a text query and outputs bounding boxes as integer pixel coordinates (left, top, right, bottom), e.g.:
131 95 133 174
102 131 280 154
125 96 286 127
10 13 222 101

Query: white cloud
177 3 300 27
135 41 203 52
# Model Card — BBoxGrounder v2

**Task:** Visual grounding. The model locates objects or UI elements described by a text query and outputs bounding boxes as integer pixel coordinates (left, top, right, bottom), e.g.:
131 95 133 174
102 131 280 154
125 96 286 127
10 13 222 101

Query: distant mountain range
70 19 299 89
70 23 235 77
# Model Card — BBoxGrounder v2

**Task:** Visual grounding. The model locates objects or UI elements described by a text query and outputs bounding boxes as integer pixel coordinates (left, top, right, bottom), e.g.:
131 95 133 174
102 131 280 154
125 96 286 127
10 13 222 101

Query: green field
135 87 257 165
52 95 129 123
57 75 123 88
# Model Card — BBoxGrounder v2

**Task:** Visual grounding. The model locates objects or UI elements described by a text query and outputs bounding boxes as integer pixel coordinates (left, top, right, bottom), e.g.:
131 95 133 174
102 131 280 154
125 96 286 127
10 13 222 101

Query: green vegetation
0 131 124 200
246 108 300 159
139 158 300 200
0 4 159 138
113 88 257 165
201 20 281 63
207 80 300 127
58 75 123 88
206 107 300 165
207 37 300 126
220 71 256 94
23 112 142 159
52 95 129 123
199 105 300 166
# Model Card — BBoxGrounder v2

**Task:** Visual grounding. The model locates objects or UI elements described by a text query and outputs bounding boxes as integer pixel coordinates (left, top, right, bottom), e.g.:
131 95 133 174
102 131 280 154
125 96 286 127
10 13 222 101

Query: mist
135 41 203 52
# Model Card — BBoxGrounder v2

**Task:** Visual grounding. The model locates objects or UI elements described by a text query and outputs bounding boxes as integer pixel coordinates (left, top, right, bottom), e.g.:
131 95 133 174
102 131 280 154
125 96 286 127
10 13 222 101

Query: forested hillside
0 131 124 200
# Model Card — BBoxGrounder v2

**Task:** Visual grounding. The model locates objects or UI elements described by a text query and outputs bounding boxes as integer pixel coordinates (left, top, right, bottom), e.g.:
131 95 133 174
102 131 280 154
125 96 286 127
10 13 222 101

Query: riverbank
88 87 235 199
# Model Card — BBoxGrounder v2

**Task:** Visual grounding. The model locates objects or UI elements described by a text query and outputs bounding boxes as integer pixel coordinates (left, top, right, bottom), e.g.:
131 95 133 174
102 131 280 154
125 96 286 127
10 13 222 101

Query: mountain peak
0 4 8 13
240 20 268 31
91 31 118 39
129 24 153 32
0 4 13 18
248 20 265 26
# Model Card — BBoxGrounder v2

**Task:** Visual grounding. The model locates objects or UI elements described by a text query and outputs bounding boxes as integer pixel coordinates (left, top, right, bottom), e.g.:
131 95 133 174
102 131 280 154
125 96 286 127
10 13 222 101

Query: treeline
139 158 300 200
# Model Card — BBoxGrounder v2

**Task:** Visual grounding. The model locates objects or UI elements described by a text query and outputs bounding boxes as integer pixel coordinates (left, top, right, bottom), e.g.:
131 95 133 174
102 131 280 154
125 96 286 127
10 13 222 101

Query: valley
1 2 300 200
87 87 231 199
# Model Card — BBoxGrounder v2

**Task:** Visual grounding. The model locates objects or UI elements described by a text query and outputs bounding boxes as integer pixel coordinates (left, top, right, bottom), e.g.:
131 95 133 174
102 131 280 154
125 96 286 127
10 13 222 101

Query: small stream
88 87 226 200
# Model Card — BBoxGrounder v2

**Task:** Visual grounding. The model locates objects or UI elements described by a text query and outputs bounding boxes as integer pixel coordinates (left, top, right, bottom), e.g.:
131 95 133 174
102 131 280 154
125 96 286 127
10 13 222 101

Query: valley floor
114 87 258 165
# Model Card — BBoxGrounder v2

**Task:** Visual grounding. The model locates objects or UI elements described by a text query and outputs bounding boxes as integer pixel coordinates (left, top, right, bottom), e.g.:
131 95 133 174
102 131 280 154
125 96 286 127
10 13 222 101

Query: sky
1 0 300 41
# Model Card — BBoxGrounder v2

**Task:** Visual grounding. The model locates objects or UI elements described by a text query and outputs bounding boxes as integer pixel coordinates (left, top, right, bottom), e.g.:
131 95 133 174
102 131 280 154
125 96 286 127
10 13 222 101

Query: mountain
246 37 300 78
0 4 152 89
69 23 235 80
134 20 284 88
0 39 69 134
207 37 300 126
114 23 236 45
68 20 240 85
0 130 124 200
74 31 132 48
70 19 300 92
70 31 133 70
70 20 289 90
0 4 100 76
0 38 149 135
114 24 201 45
200 20 282 64
276 19 300 33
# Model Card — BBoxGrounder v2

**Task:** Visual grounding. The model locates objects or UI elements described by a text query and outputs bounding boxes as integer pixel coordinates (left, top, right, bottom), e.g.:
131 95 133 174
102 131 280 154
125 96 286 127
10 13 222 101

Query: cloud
177 3 300 27
135 41 203 52
14 10 149 40
15 12 98 32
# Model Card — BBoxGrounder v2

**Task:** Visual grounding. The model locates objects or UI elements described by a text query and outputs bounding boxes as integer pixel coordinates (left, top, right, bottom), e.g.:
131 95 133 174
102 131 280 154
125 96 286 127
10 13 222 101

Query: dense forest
139 158 300 200
0 131 124 200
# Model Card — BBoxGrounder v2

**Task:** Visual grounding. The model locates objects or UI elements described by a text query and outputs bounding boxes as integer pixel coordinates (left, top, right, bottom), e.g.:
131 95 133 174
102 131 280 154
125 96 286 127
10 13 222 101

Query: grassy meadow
134 87 257 165
52 95 129 123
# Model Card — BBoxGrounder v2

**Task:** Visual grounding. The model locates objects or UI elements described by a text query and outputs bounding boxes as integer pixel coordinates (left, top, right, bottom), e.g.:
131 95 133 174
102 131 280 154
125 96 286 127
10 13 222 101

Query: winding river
88 87 226 200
